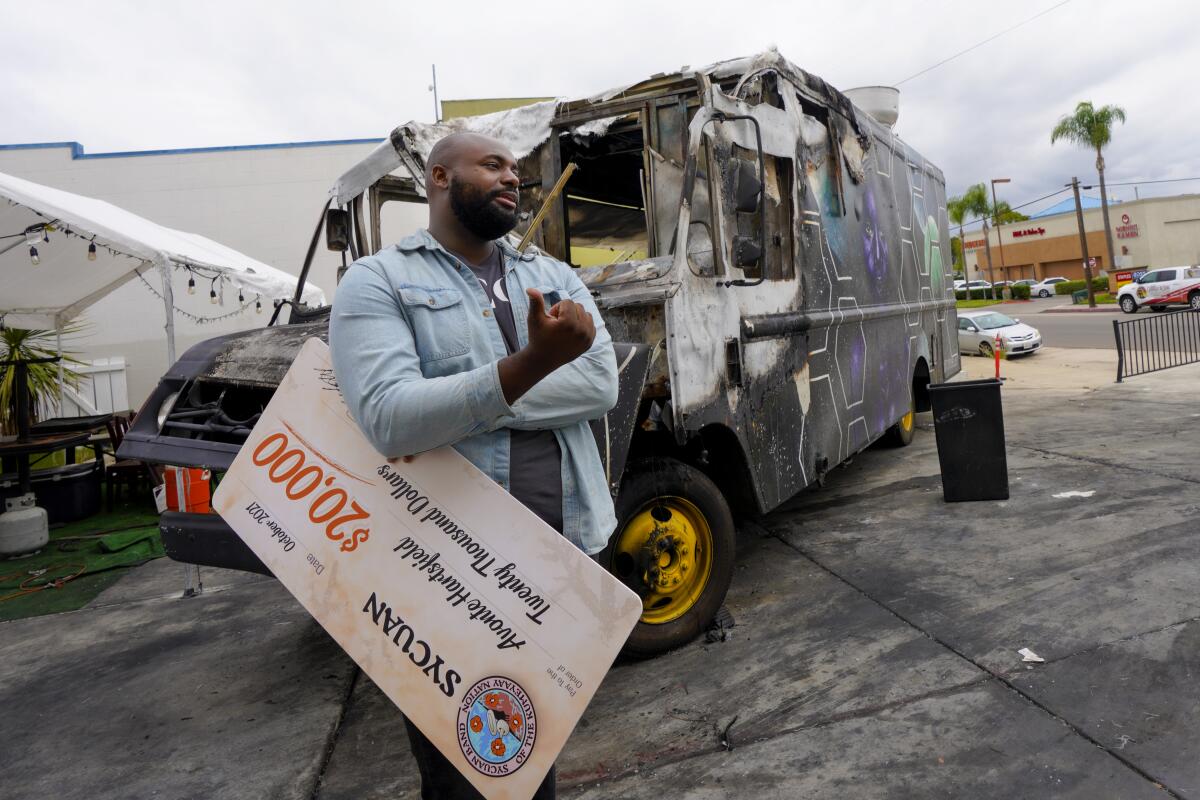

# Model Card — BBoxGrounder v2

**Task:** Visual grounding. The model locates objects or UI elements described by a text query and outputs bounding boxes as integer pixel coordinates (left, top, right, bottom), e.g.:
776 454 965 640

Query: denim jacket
329 229 619 554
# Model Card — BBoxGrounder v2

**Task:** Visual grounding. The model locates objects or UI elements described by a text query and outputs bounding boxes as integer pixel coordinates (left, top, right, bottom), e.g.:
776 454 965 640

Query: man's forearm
497 348 558 405
505 348 618 430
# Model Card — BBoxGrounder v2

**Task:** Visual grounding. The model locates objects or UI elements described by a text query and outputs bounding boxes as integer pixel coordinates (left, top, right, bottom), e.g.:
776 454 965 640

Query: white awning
0 169 324 331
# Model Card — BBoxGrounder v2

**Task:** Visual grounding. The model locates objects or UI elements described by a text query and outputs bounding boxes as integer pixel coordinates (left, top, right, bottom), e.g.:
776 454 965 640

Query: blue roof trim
1031 196 1110 219
0 138 384 160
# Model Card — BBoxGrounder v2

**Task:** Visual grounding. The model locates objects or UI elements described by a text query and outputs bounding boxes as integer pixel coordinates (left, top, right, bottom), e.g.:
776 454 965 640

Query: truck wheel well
624 423 758 517
913 357 931 413
695 424 758 516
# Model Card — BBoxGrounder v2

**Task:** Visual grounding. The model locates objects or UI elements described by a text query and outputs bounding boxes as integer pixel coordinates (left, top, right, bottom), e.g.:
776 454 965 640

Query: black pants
403 717 555 799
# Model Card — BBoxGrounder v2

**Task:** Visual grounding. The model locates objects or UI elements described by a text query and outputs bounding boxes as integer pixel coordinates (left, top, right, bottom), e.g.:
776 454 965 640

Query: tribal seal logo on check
457 676 536 776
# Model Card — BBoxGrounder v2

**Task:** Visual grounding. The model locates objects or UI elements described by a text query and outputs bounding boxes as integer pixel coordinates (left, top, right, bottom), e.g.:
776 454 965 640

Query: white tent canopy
0 169 324 363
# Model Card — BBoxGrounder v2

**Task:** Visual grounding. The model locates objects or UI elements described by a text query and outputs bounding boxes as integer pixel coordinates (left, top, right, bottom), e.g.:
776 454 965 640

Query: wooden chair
104 413 150 508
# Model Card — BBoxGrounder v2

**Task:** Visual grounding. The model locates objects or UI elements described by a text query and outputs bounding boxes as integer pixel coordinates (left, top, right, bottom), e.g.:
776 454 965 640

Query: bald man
329 133 619 798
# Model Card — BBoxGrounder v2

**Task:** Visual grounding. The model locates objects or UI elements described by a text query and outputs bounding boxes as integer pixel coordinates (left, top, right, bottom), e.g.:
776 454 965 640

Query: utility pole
991 178 1011 297
429 64 441 122
1070 177 1096 308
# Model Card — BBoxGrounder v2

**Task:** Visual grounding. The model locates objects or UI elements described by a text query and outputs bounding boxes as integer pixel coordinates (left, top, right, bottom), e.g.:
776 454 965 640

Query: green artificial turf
0 503 163 622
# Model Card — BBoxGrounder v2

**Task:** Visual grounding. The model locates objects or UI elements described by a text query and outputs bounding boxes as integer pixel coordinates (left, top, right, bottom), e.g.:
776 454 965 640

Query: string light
87 241 97 261
29 246 39 265
256 295 262 314
187 274 196 295
238 289 245 303
134 269 255 324
42 229 49 243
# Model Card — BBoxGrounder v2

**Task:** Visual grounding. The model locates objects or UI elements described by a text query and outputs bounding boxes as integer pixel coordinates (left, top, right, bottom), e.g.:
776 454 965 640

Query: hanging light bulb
255 296 262 314
238 289 245 303
209 288 218 304
29 246 40 265
187 275 196 295
42 228 49 243
87 241 97 261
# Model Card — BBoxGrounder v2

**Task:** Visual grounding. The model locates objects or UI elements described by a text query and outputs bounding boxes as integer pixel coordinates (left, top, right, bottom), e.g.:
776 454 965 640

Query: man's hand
497 289 597 405
525 288 596 372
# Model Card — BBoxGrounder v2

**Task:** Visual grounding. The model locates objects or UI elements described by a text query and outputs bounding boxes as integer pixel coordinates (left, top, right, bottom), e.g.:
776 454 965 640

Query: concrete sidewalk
2 360 1198 799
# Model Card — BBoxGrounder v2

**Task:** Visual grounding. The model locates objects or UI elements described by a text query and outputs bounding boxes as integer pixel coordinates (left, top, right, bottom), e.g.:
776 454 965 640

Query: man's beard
449 178 518 241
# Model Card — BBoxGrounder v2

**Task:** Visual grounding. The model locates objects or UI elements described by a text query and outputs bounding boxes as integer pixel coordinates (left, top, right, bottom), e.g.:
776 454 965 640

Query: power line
895 0 1072 86
956 187 1073 229
1099 177 1200 187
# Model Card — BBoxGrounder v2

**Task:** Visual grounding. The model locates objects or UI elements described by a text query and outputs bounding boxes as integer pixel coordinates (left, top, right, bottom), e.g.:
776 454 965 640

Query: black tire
1120 295 1138 314
1039 289 1050 298
883 390 916 447
979 341 994 359
600 458 736 658
1190 292 1200 310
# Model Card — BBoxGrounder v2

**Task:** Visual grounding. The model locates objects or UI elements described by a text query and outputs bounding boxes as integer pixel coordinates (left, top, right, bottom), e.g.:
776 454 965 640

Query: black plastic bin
928 378 1009 502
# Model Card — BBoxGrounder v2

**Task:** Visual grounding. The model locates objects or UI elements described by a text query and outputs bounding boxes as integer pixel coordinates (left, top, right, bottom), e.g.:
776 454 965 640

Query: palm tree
1051 101 1127 275
990 201 1029 225
947 183 990 283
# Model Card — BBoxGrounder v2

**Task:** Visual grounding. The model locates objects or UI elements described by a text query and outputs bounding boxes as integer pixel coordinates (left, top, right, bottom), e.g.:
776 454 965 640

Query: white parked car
1117 266 1200 313
957 309 1042 357
1012 279 1037 288
1030 276 1069 297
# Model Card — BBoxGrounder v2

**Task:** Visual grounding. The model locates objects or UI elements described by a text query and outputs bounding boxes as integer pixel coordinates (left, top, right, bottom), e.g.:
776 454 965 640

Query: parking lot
3 349 1198 799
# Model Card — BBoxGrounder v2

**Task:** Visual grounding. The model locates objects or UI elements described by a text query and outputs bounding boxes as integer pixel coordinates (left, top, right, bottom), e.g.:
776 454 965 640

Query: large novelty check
213 338 642 799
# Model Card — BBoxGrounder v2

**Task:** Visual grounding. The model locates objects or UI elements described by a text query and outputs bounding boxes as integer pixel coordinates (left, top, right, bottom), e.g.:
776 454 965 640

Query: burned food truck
121 51 960 656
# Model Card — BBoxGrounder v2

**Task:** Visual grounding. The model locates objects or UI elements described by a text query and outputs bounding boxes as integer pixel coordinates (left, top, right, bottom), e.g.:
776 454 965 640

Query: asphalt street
967 296 1180 350
3 354 1198 799
1019 297 1122 349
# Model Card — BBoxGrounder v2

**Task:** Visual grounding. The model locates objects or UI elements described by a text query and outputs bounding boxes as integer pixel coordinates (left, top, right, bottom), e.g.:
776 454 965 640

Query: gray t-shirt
456 246 564 533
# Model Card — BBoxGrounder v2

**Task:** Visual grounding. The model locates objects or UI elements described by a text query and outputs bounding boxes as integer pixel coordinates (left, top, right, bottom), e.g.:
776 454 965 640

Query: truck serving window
558 121 649 267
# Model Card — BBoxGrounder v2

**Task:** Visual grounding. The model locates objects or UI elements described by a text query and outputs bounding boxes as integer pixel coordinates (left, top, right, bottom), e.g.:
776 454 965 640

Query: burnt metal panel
538 139 568 260
589 342 653 494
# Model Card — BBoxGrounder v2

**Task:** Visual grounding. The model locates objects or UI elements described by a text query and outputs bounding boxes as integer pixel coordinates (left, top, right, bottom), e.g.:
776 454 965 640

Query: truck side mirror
325 208 350 252
696 109 767 286
733 159 762 213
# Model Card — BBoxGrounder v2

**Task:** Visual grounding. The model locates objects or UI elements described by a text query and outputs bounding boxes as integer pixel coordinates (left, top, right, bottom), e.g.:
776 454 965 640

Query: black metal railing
1113 309 1200 382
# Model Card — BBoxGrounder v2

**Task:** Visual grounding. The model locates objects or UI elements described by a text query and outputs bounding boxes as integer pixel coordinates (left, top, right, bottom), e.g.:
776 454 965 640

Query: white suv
1030 277 1069 298
1117 266 1200 313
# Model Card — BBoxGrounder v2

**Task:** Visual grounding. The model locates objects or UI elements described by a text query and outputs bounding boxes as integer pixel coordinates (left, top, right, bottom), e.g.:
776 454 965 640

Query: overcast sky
2 0 1196 225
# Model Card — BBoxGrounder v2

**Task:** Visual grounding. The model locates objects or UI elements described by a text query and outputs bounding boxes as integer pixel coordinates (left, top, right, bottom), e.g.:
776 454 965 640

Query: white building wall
0 140 429 407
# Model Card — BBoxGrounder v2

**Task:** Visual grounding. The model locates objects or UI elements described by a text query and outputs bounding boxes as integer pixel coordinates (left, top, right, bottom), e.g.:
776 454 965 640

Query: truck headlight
156 391 180 429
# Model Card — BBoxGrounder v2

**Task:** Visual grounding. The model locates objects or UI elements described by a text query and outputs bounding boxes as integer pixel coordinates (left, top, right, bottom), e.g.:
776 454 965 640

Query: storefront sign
964 238 986 251
1010 227 1046 238
212 338 643 800
1115 270 1134 286
1117 215 1139 239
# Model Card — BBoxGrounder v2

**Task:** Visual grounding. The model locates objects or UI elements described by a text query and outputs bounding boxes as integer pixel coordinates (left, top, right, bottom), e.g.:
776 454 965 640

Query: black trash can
928 378 1009 502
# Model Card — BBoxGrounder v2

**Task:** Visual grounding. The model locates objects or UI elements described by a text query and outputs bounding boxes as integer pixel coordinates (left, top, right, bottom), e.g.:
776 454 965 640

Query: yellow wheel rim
611 496 714 625
900 410 914 433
